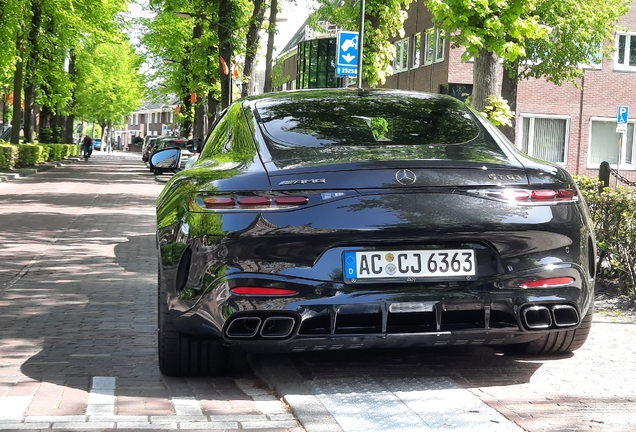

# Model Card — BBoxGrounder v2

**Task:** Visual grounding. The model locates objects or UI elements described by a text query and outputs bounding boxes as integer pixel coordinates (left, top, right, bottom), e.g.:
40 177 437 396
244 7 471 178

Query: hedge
0 142 19 169
575 175 636 295
0 141 79 169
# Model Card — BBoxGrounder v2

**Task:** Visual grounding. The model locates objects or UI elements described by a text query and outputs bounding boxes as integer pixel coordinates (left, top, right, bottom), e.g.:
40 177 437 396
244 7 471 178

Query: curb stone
0 158 79 182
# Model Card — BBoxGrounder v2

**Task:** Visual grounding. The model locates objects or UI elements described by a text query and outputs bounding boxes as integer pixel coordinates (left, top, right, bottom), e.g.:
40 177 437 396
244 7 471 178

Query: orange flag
220 56 229 76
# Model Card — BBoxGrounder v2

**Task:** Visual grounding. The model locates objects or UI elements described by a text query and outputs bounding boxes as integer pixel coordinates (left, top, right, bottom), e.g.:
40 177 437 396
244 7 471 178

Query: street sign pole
616 105 630 186
357 0 365 89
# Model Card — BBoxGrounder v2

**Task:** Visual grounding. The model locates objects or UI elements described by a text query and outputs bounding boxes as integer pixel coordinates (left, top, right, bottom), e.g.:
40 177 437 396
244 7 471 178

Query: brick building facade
275 0 636 182
383 0 636 182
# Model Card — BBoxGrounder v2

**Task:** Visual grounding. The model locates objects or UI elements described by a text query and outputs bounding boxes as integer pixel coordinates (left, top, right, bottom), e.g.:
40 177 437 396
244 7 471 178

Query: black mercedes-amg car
152 88 596 376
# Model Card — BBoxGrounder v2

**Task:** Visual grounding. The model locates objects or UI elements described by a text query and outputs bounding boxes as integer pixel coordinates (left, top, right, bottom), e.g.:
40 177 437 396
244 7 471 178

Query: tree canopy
423 0 630 119
0 0 145 143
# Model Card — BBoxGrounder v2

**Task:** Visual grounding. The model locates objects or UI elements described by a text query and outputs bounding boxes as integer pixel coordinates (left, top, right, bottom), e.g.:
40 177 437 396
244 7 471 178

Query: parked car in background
93 138 102 150
149 136 192 174
152 88 596 377
142 136 158 162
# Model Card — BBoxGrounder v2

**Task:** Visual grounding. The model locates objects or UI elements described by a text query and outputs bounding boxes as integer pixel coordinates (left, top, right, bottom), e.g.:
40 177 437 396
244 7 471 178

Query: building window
297 38 343 89
589 119 635 168
440 83 473 102
615 32 636 70
412 33 421 68
424 28 445 65
151 113 155 124
134 114 138 125
520 115 569 164
393 38 409 73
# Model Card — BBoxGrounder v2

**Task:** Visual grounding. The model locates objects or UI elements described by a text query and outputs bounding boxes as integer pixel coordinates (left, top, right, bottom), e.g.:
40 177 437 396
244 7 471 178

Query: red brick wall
381 0 636 183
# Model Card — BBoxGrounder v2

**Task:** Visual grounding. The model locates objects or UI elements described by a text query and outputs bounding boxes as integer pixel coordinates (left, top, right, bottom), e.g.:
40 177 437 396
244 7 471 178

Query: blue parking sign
336 31 359 77
617 105 630 124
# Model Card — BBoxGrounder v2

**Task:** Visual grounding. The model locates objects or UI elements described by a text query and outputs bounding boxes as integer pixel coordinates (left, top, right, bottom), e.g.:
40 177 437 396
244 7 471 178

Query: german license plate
343 249 476 280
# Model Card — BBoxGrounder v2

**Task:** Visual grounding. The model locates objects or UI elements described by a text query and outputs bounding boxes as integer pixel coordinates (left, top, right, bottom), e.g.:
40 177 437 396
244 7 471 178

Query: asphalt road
0 152 635 431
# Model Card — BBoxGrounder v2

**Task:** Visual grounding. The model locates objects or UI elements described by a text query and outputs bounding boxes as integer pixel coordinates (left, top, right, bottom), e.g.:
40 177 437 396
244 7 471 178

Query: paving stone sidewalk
0 153 302 431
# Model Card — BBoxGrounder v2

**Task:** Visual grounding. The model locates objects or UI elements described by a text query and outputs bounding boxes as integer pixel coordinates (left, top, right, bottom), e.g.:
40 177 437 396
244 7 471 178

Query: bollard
599 161 610 189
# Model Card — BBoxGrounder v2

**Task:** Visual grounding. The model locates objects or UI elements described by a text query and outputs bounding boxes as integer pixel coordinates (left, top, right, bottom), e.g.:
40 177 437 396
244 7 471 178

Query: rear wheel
158 284 228 376
513 304 594 355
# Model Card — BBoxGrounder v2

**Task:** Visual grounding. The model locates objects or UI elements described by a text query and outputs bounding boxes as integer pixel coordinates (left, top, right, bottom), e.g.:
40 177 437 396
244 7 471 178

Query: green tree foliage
73 31 145 133
0 0 144 143
520 0 630 86
141 0 254 133
314 0 414 87
423 0 629 134
0 0 22 86
424 0 549 112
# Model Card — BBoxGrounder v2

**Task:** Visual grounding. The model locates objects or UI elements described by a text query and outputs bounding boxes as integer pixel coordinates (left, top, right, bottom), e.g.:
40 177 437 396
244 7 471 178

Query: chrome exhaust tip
260 316 296 338
551 304 580 327
226 317 262 338
522 305 552 329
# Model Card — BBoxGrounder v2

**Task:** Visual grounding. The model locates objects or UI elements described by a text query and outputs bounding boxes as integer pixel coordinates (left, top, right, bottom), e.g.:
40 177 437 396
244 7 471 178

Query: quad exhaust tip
225 315 297 339
521 304 580 330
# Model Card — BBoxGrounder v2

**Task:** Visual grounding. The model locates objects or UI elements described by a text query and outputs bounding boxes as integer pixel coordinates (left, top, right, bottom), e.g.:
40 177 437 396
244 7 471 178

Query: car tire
158 283 228 376
513 304 594 355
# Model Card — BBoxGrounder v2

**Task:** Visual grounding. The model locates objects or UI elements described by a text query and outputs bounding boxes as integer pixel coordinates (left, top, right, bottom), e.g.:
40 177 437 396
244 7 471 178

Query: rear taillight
231 287 298 296
193 195 309 211
475 188 579 204
520 277 575 288
237 196 271 206
202 197 235 208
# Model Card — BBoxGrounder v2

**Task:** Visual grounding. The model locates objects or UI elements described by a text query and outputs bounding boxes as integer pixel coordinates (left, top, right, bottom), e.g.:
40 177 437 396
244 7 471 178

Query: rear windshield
159 138 187 149
254 91 496 164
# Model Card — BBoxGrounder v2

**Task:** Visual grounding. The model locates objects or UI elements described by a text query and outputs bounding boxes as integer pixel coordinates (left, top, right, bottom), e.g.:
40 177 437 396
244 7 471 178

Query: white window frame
518 114 570 165
587 117 636 170
134 114 138 125
424 28 445 66
614 31 636 71
393 38 410 73
412 33 422 69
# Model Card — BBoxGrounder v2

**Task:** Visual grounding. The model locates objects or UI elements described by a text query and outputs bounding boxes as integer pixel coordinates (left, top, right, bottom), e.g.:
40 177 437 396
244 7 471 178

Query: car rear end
158 89 595 370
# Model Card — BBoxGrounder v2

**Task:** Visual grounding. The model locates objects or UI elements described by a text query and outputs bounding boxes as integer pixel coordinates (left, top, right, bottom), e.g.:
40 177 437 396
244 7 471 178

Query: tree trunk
11 29 24 144
63 53 77 144
195 103 205 139
180 95 192 137
24 84 35 142
207 92 219 133
218 0 233 108
500 60 519 143
23 0 42 143
242 0 267 98
263 0 278 94
471 49 499 112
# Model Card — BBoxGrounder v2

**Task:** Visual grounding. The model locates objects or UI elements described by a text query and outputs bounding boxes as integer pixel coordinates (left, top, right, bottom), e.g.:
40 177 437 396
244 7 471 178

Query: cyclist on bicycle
81 135 93 159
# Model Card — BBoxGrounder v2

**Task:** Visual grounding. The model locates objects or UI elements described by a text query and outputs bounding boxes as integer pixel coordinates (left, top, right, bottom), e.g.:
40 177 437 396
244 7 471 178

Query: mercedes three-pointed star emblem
395 169 417 185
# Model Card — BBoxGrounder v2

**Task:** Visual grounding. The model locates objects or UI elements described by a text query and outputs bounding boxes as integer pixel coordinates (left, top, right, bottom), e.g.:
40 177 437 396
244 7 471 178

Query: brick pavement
2 152 636 432
252 315 636 432
0 153 302 431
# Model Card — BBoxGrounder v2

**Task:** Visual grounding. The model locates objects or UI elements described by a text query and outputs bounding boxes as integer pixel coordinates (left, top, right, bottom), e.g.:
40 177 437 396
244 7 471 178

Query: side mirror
150 148 181 174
